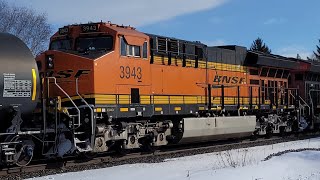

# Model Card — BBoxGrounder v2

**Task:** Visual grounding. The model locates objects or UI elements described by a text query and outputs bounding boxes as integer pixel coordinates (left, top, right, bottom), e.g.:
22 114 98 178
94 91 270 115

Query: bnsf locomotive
0 22 319 166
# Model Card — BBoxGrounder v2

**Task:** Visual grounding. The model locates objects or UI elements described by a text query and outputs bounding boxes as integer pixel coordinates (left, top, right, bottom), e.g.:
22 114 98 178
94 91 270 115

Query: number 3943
120 66 142 79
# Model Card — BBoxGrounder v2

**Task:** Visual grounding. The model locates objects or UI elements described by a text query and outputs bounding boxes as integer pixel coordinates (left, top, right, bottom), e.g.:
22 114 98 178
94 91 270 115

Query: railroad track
1 133 319 180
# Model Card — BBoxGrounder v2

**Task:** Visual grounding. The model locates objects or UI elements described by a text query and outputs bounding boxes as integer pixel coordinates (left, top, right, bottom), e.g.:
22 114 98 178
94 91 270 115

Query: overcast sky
7 0 320 59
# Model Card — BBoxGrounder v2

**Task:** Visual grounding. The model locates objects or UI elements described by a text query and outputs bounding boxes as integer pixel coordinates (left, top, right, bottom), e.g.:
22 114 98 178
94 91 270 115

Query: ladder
43 77 81 155
298 96 311 117
41 96 58 156
72 78 94 152
43 77 95 154
0 142 20 164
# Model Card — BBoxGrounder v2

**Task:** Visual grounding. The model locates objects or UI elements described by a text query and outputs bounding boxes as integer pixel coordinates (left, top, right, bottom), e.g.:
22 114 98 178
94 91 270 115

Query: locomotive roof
146 33 206 46
108 24 148 38
206 45 247 65
245 50 300 69
309 60 320 74
285 57 320 74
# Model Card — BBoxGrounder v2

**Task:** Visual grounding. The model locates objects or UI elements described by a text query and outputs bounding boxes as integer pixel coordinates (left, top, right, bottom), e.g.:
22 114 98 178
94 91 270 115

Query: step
44 129 56 133
76 145 93 152
4 152 15 156
74 132 85 135
0 142 20 146
74 138 87 144
2 148 15 151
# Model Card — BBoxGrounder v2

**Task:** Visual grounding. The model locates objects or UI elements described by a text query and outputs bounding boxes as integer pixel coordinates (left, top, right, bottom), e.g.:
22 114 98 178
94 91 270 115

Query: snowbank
28 138 320 180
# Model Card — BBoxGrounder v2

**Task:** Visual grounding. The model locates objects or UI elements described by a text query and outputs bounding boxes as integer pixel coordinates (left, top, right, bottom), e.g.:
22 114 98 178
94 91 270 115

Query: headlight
46 55 54 69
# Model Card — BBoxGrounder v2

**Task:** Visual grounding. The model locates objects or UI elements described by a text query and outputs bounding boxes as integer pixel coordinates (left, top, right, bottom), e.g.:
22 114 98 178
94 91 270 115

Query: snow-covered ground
28 138 320 180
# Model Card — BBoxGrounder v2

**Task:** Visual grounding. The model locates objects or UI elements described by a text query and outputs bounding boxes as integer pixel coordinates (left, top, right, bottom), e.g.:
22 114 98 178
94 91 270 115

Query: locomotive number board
81 24 99 33
59 27 69 35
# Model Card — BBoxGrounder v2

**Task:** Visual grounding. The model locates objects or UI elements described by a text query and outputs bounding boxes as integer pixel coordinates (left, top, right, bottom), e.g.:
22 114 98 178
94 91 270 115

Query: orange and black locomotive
0 22 319 166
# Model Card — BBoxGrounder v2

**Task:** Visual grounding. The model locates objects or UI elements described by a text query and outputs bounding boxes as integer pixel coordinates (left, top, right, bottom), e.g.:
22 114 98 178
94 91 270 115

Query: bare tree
0 0 52 55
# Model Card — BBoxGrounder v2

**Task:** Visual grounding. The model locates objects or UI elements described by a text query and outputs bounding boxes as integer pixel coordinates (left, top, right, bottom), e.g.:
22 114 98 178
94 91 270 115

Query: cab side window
120 37 127 56
120 36 141 57
143 42 147 59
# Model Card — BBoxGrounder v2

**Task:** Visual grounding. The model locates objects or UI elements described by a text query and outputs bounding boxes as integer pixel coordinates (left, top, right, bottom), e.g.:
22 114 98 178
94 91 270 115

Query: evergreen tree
250 37 272 54
312 39 320 61
307 54 316 61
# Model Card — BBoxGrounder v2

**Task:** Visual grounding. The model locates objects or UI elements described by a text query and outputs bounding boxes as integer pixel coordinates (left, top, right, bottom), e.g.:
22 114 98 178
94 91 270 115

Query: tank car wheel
7 136 35 167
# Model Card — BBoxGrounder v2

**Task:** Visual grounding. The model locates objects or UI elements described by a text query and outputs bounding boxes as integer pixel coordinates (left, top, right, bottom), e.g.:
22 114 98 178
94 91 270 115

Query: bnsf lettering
75 70 90 78
213 75 245 84
48 69 90 78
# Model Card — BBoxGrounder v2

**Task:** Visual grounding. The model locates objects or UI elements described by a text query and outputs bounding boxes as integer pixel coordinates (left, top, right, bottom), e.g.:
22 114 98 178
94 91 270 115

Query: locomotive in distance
0 21 319 167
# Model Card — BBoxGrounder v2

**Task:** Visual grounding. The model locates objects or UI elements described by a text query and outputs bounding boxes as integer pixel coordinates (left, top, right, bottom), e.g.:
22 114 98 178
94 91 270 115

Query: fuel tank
0 33 40 120
178 116 256 144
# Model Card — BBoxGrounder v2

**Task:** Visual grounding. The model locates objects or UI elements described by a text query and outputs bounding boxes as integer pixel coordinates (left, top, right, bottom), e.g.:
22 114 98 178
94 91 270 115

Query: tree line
250 37 320 61
0 0 52 56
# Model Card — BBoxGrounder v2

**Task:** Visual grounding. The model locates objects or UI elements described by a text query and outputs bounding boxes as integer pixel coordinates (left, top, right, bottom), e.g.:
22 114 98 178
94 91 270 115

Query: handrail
151 48 199 57
308 89 320 129
289 92 295 99
299 96 311 115
290 92 311 116
47 77 81 128
75 78 94 147
309 89 320 123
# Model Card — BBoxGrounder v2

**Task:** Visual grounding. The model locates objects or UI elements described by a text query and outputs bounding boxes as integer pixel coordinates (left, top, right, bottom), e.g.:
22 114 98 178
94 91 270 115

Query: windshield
76 36 113 52
50 39 72 50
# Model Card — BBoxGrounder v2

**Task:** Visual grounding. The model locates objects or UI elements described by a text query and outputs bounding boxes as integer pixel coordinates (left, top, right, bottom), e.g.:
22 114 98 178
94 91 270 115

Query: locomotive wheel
265 124 273 139
81 152 97 159
250 133 258 141
279 127 287 137
7 136 35 167
114 140 128 156
141 143 157 154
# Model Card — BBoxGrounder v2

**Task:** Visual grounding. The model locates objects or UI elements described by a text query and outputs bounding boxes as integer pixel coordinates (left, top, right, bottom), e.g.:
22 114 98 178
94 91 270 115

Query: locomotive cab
36 22 153 154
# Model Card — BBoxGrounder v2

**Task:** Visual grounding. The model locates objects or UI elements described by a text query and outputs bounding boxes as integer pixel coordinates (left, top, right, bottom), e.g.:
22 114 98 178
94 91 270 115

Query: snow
28 138 320 180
